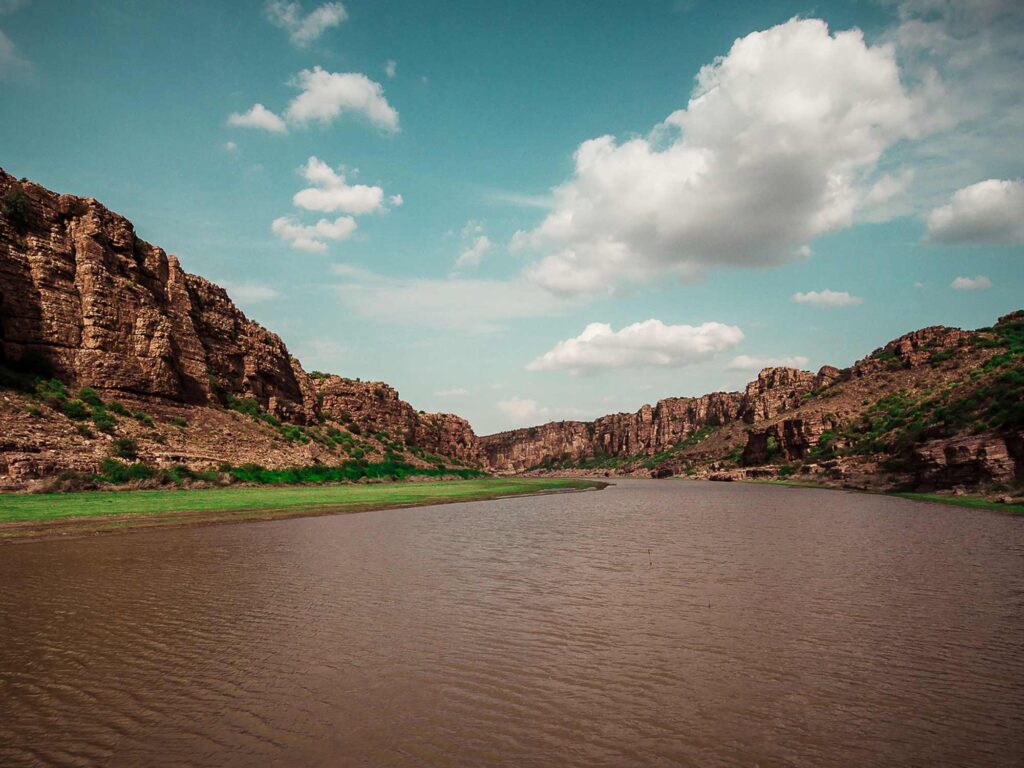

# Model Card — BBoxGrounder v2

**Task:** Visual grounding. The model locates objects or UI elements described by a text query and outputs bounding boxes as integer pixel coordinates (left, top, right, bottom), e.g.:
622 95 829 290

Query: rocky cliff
0 169 478 485
479 369 832 473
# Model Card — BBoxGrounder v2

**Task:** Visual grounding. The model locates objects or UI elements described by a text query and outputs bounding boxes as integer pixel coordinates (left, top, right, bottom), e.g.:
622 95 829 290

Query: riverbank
0 478 608 542
731 477 1024 514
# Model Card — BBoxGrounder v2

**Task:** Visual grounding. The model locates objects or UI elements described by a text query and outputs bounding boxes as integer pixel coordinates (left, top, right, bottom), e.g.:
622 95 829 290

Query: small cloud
792 290 864 308
926 179 1024 244
227 103 288 134
497 397 541 423
296 337 348 371
293 156 392 215
496 397 588 427
435 388 469 397
218 281 280 303
230 67 398 136
727 354 809 371
265 1 348 47
913 281 925 289
272 215 357 252
950 275 992 291
223 141 238 152
384 59 397 79
285 67 398 132
485 190 553 209
527 319 743 375
453 220 492 270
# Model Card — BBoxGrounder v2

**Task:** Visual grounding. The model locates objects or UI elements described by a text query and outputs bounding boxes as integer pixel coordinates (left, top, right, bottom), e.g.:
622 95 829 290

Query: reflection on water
1 480 1022 766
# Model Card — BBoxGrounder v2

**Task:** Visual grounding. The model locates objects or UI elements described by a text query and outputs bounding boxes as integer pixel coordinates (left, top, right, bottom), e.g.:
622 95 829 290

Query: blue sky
1 0 1021 433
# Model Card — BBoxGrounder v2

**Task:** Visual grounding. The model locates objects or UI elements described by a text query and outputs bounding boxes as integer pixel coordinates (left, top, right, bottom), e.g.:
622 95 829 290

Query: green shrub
778 464 796 478
75 424 94 439
112 437 139 460
24 405 43 417
98 458 156 483
1 185 31 229
78 386 103 406
133 411 155 427
168 415 187 428
107 400 130 416
61 399 90 420
91 406 116 434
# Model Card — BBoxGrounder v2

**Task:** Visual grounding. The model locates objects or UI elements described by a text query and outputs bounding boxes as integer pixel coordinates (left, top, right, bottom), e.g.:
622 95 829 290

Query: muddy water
1 480 1022 767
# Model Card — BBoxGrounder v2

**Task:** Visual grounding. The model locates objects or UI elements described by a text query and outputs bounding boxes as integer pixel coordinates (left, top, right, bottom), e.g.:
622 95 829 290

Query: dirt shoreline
0 482 610 544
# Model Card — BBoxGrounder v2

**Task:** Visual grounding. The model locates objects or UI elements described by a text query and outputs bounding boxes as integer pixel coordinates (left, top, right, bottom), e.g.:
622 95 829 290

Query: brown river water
1 480 1023 767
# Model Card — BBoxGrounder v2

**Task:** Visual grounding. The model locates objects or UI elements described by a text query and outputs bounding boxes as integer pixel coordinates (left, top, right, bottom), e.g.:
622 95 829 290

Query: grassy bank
736 477 1024 514
0 478 606 541
891 492 1024 514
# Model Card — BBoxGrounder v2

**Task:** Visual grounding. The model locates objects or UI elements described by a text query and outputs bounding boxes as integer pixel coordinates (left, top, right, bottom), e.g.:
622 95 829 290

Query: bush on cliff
1 185 31 230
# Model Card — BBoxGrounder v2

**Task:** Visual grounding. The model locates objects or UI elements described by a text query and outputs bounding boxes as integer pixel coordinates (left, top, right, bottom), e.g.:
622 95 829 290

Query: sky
1 0 1022 434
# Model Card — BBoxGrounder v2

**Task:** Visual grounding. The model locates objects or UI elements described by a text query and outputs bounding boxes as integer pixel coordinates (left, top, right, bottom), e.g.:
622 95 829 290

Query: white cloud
388 194 403 207
727 354 809 371
497 397 542 423
265 1 347 47
495 397 589 428
227 103 288 134
229 68 398 135
518 18 925 295
435 388 469 397
330 265 571 332
885 1 1024 206
792 289 864 308
218 281 281 303
384 59 397 79
950 275 992 291
0 28 31 80
926 179 1024 244
454 221 492 270
456 236 491 269
292 156 389 215
486 190 553 209
527 319 743 375
272 215 357 252
284 67 399 132
296 338 348 372
223 141 238 152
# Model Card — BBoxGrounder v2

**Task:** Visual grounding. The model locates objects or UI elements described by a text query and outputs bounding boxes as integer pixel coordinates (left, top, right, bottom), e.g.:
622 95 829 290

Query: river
1 480 1022 766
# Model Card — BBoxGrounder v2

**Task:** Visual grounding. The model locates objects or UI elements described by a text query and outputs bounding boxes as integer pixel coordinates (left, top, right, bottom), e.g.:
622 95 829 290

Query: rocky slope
524 314 1023 496
0 169 476 487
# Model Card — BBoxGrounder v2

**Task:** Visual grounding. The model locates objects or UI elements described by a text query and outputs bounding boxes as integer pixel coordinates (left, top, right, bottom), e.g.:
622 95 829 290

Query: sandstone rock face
477 372 821 473
414 412 479 466
909 431 1021 490
742 416 834 465
0 169 316 421
739 367 817 424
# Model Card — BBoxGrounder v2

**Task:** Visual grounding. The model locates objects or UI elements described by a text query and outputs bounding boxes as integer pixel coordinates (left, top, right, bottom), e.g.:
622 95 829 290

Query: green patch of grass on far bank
891 492 1024 515
0 478 605 528
742 478 1024 514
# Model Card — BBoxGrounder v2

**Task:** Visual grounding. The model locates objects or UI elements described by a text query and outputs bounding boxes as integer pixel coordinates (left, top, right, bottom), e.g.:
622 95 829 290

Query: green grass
0 478 603 525
891 492 1024 514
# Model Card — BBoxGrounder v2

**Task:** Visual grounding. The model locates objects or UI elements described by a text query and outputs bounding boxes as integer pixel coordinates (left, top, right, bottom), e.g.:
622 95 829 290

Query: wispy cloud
527 319 743 375
792 290 864 308
950 275 992 291
265 1 347 47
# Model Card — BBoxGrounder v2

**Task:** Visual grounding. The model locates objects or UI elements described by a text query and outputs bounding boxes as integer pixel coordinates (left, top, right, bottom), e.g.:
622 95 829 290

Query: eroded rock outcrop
0 169 316 421
478 371 822 473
